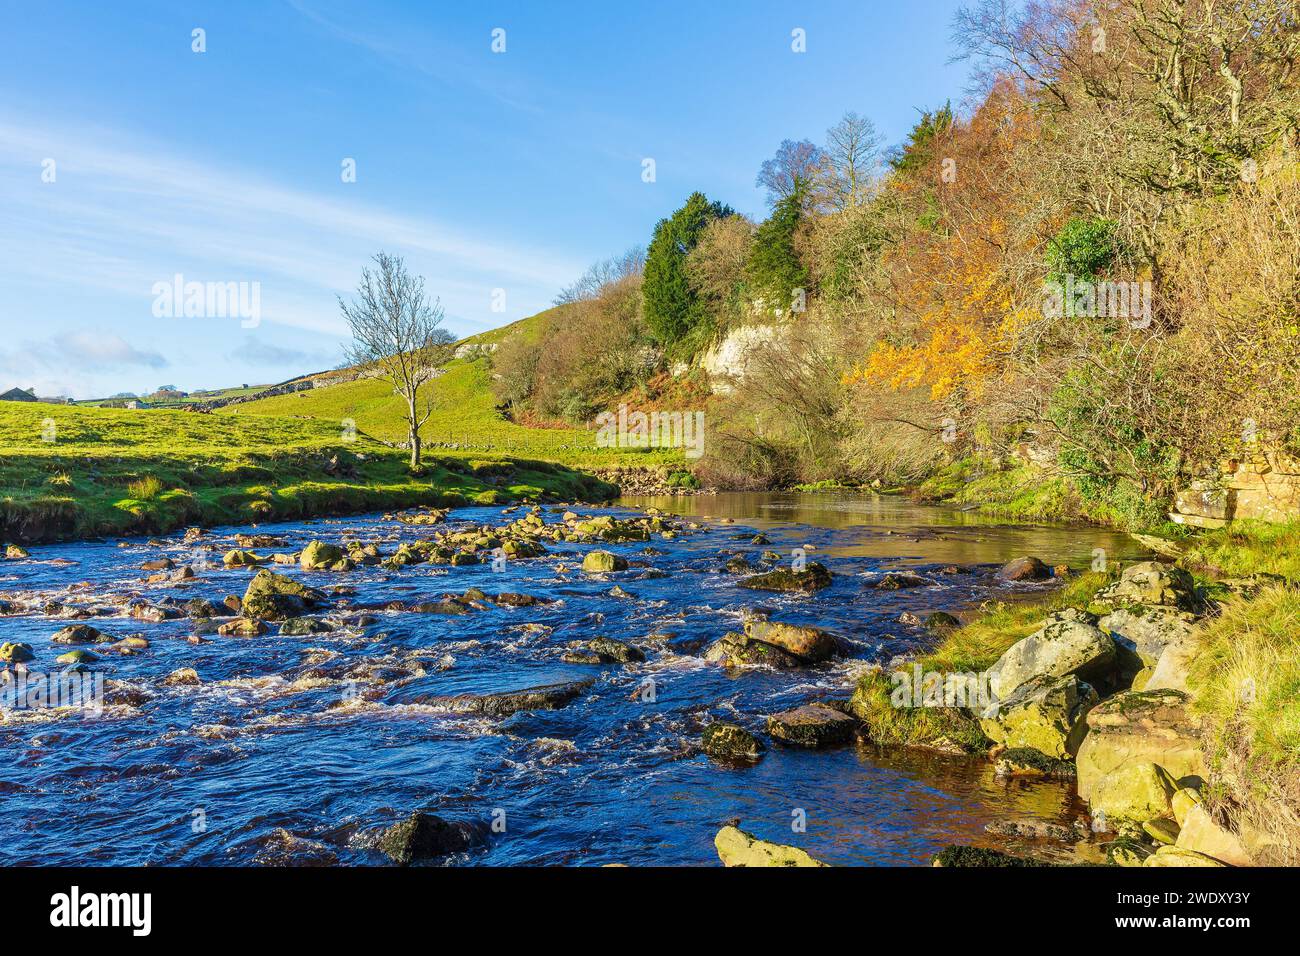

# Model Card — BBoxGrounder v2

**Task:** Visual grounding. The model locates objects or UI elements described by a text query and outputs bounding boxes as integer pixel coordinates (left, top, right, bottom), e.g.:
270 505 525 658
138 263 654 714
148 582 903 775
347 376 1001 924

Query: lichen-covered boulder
738 563 832 593
278 617 332 636
980 673 1098 760
1089 761 1177 828
0 641 36 663
299 540 344 570
1099 604 1197 673
241 569 327 621
1076 689 1204 801
51 624 113 645
1093 561 1198 612
702 632 805 669
223 549 266 567
714 826 826 867
701 723 764 762
987 608 1116 699
562 636 645 664
766 703 857 748
581 550 628 573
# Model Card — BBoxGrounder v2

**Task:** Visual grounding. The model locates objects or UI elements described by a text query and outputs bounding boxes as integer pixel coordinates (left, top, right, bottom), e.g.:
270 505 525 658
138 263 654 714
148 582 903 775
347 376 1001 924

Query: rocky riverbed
0 492 1153 866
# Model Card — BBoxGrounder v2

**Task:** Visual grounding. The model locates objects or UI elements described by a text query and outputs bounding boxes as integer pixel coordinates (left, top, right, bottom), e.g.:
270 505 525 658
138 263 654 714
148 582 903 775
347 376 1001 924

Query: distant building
0 387 38 403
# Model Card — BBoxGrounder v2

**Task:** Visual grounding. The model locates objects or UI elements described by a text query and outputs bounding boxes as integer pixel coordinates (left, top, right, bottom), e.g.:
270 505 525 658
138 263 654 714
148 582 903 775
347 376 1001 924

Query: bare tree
340 252 446 469
823 111 884 209
553 246 646 305
756 139 826 207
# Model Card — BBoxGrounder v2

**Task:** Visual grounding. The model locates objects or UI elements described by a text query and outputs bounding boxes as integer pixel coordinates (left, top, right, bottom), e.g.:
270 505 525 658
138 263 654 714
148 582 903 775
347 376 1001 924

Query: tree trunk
407 395 421 469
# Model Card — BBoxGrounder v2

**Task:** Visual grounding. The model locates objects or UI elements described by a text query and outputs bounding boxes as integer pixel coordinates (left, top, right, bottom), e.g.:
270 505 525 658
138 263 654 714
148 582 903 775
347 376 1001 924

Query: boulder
1076 689 1204 801
701 723 764 762
377 812 486 865
993 748 1077 780
1089 761 1177 828
424 679 593 717
1093 561 1198 612
931 846 1046 867
996 556 1052 582
217 617 268 636
241 569 327 621
979 674 1098 760
222 549 266 567
51 624 113 645
300 541 344 570
865 572 932 590
581 551 627 573
279 617 332 636
55 649 99 665
766 704 857 748
714 826 826 867
1144 631 1199 694
1143 818 1180 845
1142 846 1226 867
0 641 35 663
163 667 201 686
987 609 1116 699
702 632 805 669
4 544 31 560
738 563 832 593
1098 605 1197 673
742 620 843 664
1171 787 1202 826
1175 804 1253 866
562 636 645 664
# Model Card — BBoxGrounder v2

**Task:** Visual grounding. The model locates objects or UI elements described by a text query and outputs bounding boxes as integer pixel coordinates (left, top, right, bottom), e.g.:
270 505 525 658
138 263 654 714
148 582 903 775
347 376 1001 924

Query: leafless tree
823 111 884 209
756 139 827 207
340 252 447 469
554 246 646 305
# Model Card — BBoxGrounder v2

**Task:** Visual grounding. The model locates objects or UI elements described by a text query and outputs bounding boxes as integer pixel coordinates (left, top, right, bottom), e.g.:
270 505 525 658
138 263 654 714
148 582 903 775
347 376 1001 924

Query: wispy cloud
0 329 167 398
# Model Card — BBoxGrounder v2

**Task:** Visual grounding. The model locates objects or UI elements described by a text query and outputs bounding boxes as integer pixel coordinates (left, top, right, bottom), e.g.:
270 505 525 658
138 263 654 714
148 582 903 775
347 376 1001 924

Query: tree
822 111 883 209
756 139 826 207
340 252 447 469
746 181 809 314
554 247 646 305
642 192 733 351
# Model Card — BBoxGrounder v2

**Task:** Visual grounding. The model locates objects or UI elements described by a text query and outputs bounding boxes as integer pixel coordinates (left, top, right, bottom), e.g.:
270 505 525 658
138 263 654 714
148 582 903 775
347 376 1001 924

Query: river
0 491 1146 866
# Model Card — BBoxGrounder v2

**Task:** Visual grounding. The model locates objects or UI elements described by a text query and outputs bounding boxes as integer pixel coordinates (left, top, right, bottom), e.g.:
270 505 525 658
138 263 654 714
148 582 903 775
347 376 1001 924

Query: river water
0 492 1145 866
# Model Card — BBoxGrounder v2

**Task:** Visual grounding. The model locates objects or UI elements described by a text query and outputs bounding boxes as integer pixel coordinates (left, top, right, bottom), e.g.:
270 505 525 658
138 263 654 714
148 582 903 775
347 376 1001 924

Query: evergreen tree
642 192 732 348
745 180 809 314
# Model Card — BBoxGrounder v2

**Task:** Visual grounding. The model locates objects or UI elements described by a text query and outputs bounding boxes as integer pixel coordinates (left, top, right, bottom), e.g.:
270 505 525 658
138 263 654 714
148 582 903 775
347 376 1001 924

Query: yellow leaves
849 316 996 401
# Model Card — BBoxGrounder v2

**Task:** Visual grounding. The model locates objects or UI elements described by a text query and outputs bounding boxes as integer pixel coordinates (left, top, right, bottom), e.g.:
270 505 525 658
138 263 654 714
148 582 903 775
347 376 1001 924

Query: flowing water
0 492 1146 866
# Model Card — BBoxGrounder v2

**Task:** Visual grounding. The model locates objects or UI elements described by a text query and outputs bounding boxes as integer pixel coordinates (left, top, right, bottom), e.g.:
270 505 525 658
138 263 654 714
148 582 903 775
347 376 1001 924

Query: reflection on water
0 493 1135 866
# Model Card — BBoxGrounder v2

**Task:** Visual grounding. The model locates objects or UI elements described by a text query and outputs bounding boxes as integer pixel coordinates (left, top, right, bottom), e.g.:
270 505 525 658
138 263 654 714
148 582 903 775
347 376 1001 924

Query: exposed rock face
1089 761 1177 828
738 563 832 593
987 609 1116 700
980 674 1098 760
1171 452 1300 528
766 704 857 748
1093 561 1198 612
701 723 764 762
422 679 593 717
996 556 1052 582
699 324 783 395
714 825 826 867
1076 689 1205 801
241 570 328 621
377 812 486 865
581 551 628 573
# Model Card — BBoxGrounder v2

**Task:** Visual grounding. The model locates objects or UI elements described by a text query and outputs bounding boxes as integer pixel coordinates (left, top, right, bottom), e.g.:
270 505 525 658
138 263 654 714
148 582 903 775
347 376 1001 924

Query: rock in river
0 641 35 663
741 619 844 664
241 569 328 621
766 703 857 748
581 550 628 573
701 723 764 762
422 679 594 718
986 608 1116 700
714 826 826 867
562 636 645 665
996 556 1052 582
738 563 832 593
377 812 487 865
51 624 113 645
299 540 344 571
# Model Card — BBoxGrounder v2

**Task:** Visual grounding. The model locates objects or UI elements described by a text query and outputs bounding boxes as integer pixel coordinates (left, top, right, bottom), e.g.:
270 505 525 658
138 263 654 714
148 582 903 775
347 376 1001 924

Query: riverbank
845 521 1299 867
0 403 617 545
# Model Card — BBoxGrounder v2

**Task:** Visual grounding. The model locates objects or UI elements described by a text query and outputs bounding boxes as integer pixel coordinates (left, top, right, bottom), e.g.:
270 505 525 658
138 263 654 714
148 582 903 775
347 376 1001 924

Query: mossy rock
377 812 486 865
701 723 765 762
0 641 36 663
241 569 327 621
738 562 833 593
714 826 826 867
932 845 1047 867
581 550 628 573
51 624 113 645
766 704 857 748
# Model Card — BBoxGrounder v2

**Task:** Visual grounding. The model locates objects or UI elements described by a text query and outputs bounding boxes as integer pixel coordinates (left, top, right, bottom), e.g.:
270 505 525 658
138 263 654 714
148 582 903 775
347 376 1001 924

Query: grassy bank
0 403 616 544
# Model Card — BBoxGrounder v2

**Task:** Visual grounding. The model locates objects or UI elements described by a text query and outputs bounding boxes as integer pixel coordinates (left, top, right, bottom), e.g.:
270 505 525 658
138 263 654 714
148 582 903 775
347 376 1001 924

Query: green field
0 401 616 544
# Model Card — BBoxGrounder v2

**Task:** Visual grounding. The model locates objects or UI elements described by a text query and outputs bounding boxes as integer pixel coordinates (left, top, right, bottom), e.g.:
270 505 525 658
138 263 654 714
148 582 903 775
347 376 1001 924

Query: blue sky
0 0 972 399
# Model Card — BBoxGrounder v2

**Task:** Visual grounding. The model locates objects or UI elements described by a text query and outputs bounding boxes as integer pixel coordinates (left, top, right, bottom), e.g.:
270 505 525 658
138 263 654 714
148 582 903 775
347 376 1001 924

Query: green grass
0 402 615 543
225 357 686 469
1186 584 1300 863
1180 519 1300 581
